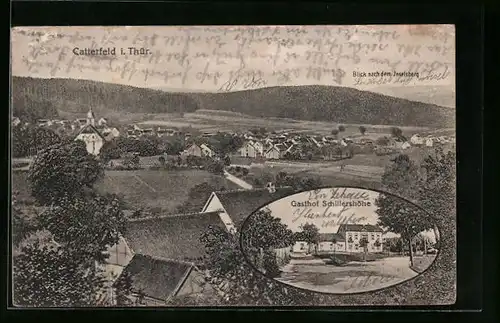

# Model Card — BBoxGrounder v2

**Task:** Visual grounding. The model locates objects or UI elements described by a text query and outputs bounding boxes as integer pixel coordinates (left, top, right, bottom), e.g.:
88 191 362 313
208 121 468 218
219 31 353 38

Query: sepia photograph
10 24 456 307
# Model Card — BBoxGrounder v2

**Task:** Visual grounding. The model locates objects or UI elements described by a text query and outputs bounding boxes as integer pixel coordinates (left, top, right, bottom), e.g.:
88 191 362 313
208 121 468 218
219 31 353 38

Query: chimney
266 182 276 193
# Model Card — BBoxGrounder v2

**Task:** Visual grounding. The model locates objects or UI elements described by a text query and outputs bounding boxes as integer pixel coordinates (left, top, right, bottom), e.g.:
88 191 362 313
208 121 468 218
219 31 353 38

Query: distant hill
369 85 456 108
12 77 454 128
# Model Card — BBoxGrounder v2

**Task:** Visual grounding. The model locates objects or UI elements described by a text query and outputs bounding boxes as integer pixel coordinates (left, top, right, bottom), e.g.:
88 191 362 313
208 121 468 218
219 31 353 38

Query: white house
239 141 258 158
98 117 108 126
74 107 106 156
316 233 346 253
12 117 21 127
425 138 434 147
292 241 309 253
264 145 281 159
401 141 411 150
410 134 424 145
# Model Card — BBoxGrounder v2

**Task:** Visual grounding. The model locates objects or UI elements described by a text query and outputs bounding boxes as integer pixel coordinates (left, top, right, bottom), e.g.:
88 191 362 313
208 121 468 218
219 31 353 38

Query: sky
11 25 455 105
265 187 436 242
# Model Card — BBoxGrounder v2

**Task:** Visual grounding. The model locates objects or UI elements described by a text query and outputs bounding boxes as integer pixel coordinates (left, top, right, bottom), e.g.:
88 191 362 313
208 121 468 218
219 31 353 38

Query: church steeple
87 107 95 126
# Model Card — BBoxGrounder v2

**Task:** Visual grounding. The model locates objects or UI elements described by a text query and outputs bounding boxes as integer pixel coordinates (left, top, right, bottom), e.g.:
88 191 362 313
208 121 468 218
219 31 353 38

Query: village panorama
10 23 456 308
11 82 455 306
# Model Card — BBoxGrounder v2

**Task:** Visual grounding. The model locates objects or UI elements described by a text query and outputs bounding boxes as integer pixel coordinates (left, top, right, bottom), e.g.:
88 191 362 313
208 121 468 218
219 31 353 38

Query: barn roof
113 254 194 301
123 211 225 264
205 187 295 228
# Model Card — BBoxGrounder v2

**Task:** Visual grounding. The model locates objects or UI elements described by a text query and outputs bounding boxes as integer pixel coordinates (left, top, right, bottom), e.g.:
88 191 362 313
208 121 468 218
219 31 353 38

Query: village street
276 256 418 294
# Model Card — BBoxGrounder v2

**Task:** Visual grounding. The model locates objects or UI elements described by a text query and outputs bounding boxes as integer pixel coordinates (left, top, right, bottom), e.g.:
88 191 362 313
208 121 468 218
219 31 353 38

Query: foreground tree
200 226 312 305
375 154 433 266
28 141 103 205
13 242 106 307
295 223 320 254
38 193 127 262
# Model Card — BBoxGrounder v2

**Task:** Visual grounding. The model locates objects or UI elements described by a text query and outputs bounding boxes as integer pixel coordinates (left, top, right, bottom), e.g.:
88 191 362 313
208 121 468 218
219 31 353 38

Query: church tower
87 107 96 126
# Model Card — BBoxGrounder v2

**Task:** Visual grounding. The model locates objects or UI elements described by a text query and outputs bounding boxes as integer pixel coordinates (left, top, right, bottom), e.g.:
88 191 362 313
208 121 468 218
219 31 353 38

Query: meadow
95 169 239 214
135 110 431 136
11 168 239 215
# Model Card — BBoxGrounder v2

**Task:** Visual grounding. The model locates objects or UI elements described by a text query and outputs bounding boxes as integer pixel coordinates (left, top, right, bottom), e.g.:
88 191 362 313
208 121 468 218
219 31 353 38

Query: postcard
10 24 456 307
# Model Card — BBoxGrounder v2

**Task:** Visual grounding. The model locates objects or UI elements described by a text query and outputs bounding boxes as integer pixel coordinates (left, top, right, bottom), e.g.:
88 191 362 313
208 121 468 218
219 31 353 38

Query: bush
263 250 281 278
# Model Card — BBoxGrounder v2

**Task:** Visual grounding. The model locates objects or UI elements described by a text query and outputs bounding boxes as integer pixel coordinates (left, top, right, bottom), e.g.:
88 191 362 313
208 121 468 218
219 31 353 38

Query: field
95 169 239 214
12 168 239 214
136 110 432 136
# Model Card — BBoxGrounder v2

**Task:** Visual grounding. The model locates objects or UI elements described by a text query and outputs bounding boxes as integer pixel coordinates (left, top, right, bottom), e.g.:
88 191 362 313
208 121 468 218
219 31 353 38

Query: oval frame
239 185 442 296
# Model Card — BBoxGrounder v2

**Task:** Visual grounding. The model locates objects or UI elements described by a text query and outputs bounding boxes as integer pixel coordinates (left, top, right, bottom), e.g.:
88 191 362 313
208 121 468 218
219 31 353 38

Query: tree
200 225 311 305
11 192 40 247
297 223 320 254
376 136 390 146
417 147 455 247
123 153 140 170
38 193 127 262
390 127 403 138
241 208 293 278
359 237 369 261
158 155 166 167
359 126 367 135
331 129 339 138
13 242 106 307
28 141 104 205
223 155 231 166
375 154 433 266
338 125 346 132
100 140 122 162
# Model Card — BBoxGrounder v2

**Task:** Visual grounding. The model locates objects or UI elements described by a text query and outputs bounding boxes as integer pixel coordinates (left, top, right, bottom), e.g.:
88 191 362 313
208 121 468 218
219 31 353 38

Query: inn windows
371 233 375 240
354 233 358 239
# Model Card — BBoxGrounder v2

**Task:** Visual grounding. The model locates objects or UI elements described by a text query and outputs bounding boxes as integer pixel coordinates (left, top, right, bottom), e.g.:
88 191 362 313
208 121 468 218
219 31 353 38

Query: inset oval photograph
241 187 440 294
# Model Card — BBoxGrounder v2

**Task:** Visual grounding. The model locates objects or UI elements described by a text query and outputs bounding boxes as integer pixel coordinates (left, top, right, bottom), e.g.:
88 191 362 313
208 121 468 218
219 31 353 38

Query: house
103 211 226 305
182 143 202 157
264 145 281 159
337 224 384 253
101 127 120 140
157 128 176 137
401 141 411 150
74 107 106 156
410 134 424 145
239 141 258 158
201 186 296 231
111 254 215 306
200 144 216 158
425 138 434 147
316 233 346 253
292 241 309 253
98 117 108 126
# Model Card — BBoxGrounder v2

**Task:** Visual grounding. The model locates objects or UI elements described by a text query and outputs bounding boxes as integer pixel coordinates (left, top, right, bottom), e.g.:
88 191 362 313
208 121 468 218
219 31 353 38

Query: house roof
123 211 225 264
113 254 194 301
338 224 384 233
76 124 106 140
206 187 295 227
318 233 346 242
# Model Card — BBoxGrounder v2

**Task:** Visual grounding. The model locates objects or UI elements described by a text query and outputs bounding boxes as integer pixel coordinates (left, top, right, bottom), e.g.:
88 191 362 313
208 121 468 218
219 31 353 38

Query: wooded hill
12 77 454 128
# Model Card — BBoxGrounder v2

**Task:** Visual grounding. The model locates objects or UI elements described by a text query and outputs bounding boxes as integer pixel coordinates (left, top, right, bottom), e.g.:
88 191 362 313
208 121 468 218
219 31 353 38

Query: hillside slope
12 77 454 128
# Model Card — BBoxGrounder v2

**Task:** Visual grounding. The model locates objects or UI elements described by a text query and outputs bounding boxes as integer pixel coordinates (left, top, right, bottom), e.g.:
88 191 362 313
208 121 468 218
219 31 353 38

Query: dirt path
224 170 253 189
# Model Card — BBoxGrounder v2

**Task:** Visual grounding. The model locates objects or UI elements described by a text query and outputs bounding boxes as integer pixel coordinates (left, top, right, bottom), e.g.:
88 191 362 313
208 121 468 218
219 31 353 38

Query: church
74 107 106 156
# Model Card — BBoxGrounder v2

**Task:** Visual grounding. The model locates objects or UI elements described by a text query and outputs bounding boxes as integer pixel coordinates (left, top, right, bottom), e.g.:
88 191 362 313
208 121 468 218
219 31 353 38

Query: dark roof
76 124 106 140
123 212 225 264
113 254 193 301
210 187 295 227
318 233 345 242
338 224 384 233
